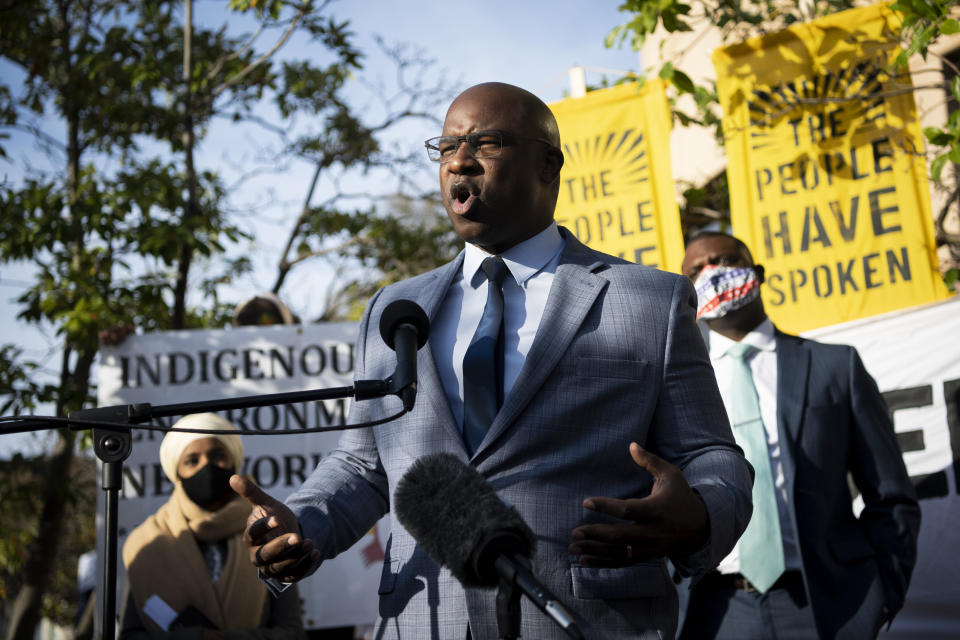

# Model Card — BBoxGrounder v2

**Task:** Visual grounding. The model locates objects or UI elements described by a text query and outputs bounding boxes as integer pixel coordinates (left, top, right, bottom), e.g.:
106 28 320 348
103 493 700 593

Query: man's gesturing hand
569 443 709 567
230 475 321 583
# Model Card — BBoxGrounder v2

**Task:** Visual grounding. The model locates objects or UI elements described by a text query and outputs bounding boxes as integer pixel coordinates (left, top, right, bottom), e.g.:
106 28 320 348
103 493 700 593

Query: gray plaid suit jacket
286 229 752 639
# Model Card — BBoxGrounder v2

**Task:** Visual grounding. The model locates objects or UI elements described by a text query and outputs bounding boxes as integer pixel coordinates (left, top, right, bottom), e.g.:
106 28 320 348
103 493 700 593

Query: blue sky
337 0 640 99
0 0 642 456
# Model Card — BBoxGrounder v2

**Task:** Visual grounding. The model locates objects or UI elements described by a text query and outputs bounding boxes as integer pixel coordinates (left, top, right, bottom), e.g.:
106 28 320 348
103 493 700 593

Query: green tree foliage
0 1 454 637
0 454 95 626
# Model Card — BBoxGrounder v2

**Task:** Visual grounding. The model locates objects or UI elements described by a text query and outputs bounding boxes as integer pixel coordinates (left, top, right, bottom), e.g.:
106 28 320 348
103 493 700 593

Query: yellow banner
713 3 950 333
550 81 685 272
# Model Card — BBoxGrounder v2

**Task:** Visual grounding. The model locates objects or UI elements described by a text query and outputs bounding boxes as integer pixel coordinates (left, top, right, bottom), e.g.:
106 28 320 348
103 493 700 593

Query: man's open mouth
449 183 477 215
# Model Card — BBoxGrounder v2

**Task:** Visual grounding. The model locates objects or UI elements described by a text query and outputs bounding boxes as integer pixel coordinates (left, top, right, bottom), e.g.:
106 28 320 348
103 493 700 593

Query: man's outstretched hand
569 442 709 567
230 475 321 583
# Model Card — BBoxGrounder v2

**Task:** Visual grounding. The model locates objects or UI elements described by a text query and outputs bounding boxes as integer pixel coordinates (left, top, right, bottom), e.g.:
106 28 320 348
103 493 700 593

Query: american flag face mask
693 264 761 320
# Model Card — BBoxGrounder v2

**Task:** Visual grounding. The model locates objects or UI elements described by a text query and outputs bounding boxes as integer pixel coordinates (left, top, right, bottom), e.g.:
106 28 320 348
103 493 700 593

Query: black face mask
180 464 235 508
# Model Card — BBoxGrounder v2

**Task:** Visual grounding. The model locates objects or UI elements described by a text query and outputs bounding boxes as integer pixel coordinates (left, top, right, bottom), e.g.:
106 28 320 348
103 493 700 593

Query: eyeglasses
424 130 555 163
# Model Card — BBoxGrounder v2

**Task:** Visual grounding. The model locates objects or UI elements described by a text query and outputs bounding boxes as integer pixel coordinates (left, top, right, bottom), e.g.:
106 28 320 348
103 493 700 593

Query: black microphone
394 453 583 639
377 299 430 412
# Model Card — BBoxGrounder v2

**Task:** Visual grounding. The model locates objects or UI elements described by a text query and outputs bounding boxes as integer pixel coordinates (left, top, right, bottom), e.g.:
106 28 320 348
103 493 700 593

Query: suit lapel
474 234 608 457
407 255 464 443
776 330 809 465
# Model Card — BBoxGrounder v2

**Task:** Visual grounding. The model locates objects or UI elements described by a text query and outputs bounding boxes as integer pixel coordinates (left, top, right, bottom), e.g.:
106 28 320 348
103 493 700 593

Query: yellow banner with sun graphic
549 81 685 272
713 3 951 334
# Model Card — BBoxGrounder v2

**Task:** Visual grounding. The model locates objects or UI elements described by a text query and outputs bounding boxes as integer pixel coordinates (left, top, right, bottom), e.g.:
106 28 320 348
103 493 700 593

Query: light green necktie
727 341 784 593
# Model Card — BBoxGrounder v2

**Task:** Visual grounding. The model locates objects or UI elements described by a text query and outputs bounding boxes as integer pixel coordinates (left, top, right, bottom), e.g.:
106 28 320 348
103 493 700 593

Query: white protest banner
95 322 386 630
804 296 960 637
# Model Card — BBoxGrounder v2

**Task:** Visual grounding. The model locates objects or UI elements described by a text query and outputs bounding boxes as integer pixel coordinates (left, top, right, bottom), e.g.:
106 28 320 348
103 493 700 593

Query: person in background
119 413 305 640
675 231 920 639
99 293 297 348
233 293 299 327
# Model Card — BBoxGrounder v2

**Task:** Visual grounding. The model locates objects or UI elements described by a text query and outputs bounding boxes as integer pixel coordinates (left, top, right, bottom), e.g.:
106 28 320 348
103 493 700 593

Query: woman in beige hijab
119 413 304 640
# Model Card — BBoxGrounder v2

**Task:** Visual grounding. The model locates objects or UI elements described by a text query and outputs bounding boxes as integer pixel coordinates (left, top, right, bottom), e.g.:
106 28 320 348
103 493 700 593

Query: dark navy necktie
462 256 509 456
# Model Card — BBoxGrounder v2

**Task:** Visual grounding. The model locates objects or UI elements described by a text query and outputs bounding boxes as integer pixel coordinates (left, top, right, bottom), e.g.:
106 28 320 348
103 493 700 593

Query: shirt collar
709 317 776 361
463 222 563 289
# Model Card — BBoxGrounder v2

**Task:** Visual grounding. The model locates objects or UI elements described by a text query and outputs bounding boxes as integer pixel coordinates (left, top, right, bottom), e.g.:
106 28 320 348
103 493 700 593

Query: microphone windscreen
378 299 430 349
393 453 535 588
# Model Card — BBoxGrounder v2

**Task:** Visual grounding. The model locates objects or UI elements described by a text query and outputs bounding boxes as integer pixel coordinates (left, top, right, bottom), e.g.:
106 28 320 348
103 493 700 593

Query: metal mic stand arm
68 380 391 637
69 404 138 640
62 366 411 639
0 328 425 639
28 346 418 640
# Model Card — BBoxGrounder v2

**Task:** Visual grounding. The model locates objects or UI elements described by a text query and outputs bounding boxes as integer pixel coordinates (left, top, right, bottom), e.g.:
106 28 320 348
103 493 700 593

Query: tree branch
213 110 292 137
205 22 266 82
283 233 372 271
212 5 306 99
11 121 66 154
935 184 960 245
272 161 322 293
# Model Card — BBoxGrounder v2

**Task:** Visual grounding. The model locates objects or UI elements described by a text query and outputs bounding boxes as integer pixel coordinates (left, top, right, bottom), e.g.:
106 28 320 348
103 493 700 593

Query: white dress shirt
430 222 565 430
708 318 802 575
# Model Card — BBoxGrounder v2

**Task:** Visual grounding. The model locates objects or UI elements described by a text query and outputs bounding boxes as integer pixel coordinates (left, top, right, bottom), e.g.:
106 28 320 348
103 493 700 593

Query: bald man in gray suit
232 82 752 639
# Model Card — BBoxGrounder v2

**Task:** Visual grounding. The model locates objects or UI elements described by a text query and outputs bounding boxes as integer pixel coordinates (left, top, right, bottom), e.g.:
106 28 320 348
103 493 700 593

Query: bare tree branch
272 161 322 293
268 33 457 303
935 184 960 245
284 233 373 270
205 22 267 83
213 110 292 137
212 3 307 99
11 121 66 155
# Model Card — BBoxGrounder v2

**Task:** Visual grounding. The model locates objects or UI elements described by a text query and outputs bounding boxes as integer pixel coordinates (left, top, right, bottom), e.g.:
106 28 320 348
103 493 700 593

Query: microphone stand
1 322 420 640
493 554 584 640
495 561 523 640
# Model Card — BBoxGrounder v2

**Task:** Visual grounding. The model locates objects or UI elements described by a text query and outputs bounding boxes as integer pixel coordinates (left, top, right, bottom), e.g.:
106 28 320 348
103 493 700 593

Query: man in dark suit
229 83 753 638
673 231 920 639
